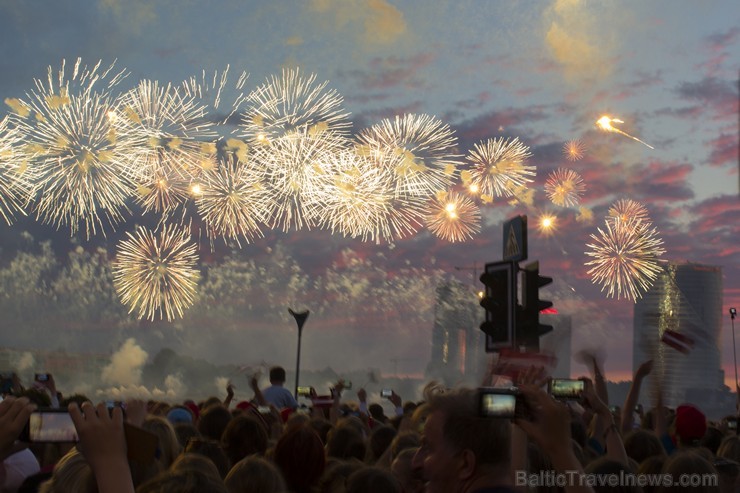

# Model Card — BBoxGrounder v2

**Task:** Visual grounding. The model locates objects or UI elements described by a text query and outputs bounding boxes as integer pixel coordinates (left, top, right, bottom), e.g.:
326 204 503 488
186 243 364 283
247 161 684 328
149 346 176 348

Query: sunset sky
0 1 738 389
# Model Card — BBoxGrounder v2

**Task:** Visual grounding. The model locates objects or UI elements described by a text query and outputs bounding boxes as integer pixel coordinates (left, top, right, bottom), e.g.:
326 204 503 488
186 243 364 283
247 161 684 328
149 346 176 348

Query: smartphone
479 388 527 419
297 386 312 397
21 409 79 442
727 418 737 431
381 389 393 398
257 406 271 414
35 373 50 383
0 375 13 394
548 379 585 400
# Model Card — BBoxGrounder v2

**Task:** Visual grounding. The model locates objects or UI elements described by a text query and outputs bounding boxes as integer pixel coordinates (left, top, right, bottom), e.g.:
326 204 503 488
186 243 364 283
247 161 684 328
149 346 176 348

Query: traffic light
479 261 516 349
518 261 553 350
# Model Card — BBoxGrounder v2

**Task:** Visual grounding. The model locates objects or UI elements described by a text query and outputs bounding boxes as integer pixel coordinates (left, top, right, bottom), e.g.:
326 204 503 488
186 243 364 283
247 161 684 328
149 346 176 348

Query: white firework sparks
0 116 32 224
424 190 481 242
116 79 218 215
544 167 586 207
606 198 650 227
240 68 351 145
356 114 461 198
585 217 666 301
15 58 137 238
251 127 349 231
113 224 200 321
197 153 272 246
181 66 250 136
466 137 534 201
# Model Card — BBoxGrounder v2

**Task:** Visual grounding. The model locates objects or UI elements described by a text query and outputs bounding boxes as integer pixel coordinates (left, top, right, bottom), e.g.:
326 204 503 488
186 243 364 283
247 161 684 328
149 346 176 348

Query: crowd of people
0 360 738 493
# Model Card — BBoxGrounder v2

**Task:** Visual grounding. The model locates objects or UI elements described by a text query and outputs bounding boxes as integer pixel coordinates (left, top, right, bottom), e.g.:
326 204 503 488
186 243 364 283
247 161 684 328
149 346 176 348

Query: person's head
367 424 397 463
185 437 231 479
221 414 269 465
198 404 233 441
273 425 326 493
38 449 96 493
411 386 511 493
224 455 286 493
701 426 725 456
174 422 200 449
326 423 366 462
171 453 222 483
585 457 641 493
658 450 720 493
717 435 740 463
136 470 228 493
346 466 402 493
317 459 364 493
142 415 183 470
369 403 387 423
269 366 287 385
390 430 420 461
637 455 666 493
674 404 707 447
624 429 666 465
166 405 194 425
391 447 424 493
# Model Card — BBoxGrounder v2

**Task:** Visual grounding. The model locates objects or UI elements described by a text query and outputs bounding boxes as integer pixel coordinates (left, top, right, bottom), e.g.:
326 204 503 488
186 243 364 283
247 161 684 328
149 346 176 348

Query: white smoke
164 373 186 398
13 352 35 372
101 338 148 386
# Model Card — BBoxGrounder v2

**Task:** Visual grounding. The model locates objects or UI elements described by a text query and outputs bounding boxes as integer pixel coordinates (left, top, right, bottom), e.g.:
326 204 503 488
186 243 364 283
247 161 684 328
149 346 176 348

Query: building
632 262 727 414
540 313 572 379
427 280 485 385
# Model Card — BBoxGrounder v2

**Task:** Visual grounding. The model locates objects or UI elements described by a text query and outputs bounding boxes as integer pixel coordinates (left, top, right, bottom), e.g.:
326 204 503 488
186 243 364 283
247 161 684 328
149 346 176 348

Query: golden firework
466 137 535 200
545 168 586 207
562 139 585 161
113 224 200 321
424 190 481 242
596 115 653 149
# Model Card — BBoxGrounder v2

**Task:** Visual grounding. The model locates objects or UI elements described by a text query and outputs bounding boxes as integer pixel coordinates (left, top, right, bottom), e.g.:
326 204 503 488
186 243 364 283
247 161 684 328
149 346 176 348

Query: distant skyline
0 1 738 389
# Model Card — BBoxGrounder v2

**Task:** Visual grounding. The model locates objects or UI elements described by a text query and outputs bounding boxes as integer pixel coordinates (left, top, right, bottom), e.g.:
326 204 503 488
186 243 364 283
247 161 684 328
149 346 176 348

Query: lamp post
289 308 310 399
731 307 738 389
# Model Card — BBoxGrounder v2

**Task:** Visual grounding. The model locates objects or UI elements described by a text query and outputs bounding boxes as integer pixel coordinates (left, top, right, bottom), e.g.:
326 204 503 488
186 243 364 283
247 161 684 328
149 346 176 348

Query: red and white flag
661 329 695 354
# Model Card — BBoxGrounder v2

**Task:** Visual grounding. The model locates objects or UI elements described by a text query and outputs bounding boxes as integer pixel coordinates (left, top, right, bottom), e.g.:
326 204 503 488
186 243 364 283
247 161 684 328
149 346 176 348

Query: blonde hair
143 415 183 469
224 455 286 493
38 448 96 493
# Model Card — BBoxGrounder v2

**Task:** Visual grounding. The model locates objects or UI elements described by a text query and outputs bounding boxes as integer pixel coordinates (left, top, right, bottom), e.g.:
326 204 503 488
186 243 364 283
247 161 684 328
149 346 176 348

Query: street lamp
731 307 738 389
289 308 309 399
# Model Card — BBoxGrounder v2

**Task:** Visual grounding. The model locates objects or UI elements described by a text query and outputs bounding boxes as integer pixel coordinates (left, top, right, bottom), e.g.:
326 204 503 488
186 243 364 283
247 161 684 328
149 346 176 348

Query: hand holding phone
548 379 585 401
478 387 529 420
381 389 393 398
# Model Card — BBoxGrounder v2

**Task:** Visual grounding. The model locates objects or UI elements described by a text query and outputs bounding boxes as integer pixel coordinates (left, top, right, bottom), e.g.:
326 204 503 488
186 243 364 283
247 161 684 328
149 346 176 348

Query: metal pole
295 326 303 398
731 308 738 389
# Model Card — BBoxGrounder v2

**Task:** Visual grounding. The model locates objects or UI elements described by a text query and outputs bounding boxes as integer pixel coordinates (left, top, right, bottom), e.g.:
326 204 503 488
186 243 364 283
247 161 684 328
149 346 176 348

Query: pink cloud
705 133 739 167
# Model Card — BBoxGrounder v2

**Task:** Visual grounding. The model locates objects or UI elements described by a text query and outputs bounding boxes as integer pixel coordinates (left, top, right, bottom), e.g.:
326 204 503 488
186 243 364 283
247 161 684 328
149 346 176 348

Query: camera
381 389 393 398
478 387 529 419
297 386 313 397
21 409 79 442
35 373 50 383
548 379 584 400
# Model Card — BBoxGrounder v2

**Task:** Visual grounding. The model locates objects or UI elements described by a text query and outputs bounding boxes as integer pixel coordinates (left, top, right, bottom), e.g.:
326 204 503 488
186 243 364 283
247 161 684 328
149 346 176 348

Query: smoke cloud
101 338 148 386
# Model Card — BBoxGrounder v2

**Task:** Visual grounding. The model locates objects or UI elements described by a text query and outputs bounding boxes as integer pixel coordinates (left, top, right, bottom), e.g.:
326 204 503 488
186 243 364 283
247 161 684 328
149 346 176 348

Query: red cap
280 407 294 423
675 404 707 443
183 400 200 420
236 400 254 411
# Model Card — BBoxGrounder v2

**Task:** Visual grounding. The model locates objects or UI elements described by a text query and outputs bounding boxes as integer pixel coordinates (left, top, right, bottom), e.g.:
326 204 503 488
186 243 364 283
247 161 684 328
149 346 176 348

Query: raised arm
69 401 134 493
621 360 652 434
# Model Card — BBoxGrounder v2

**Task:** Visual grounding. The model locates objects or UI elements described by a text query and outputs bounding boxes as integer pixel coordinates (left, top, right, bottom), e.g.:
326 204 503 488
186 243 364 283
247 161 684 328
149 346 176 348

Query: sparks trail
596 115 654 150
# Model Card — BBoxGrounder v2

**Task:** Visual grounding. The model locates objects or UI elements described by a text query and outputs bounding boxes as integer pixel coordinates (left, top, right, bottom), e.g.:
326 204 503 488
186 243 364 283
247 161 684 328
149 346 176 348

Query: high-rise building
541 313 572 379
427 281 483 384
633 262 723 409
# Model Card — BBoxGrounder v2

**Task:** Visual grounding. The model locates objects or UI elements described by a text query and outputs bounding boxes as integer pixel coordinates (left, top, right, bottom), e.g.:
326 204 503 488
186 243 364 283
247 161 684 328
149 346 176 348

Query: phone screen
35 373 49 382
550 379 584 399
480 392 516 419
26 411 79 442
381 389 392 398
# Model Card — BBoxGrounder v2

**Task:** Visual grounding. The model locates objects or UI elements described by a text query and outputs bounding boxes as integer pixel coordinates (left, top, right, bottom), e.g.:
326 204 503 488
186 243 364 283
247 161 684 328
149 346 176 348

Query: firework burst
356 114 461 198
16 58 137 238
308 149 423 243
585 217 666 301
596 115 654 149
116 79 217 215
252 127 348 231
241 68 351 145
563 139 585 161
197 153 272 246
466 137 535 201
0 116 32 224
113 224 200 321
181 66 249 136
424 190 481 242
606 198 650 226
545 168 586 207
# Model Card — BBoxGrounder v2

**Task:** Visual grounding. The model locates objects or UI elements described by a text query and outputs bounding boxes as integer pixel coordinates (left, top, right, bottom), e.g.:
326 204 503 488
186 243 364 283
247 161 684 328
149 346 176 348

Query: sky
0 0 738 391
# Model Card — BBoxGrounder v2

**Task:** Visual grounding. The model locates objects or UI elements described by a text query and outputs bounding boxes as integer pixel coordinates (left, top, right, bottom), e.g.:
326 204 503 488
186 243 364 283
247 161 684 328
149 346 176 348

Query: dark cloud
705 133 739 167
674 76 738 122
